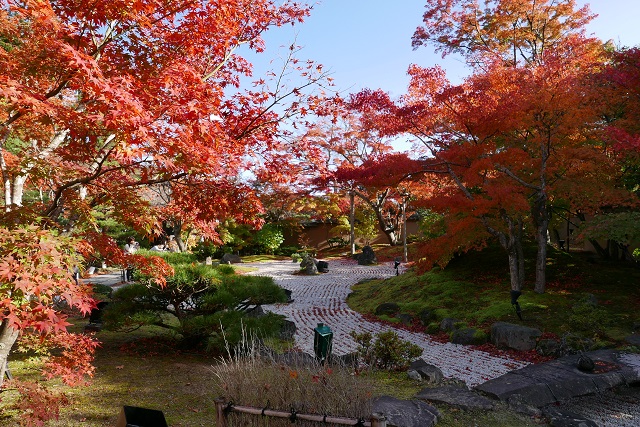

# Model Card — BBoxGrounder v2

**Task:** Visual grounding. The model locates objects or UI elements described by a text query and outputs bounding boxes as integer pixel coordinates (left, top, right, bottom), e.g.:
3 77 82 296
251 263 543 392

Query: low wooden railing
215 397 386 427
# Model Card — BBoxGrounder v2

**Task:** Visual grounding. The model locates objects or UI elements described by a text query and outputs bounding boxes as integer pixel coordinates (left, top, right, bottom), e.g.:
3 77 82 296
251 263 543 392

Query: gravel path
249 259 640 426
247 258 529 387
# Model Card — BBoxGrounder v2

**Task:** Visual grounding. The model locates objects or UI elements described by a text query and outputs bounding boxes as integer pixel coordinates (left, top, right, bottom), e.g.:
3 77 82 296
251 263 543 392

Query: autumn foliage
347 0 639 293
0 0 327 423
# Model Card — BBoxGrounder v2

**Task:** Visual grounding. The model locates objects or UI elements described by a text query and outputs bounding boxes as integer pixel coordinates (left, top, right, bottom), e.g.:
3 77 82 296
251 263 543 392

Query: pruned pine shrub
211 338 374 426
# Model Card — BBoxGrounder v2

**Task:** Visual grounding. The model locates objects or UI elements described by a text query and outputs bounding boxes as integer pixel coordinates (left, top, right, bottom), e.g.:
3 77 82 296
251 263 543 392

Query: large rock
279 319 297 340
542 407 598 427
299 255 318 275
398 313 413 326
316 260 329 273
625 333 640 346
371 395 439 427
451 328 487 345
491 321 542 351
408 359 444 385
418 308 435 326
375 302 400 316
357 245 377 265
475 350 640 408
221 253 242 264
416 385 496 411
439 317 460 332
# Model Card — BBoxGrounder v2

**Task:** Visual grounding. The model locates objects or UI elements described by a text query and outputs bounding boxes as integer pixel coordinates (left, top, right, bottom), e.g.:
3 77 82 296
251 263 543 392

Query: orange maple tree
0 0 328 422
350 0 637 293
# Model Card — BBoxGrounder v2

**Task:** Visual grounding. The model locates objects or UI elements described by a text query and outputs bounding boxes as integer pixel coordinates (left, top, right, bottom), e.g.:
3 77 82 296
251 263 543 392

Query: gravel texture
249 259 529 387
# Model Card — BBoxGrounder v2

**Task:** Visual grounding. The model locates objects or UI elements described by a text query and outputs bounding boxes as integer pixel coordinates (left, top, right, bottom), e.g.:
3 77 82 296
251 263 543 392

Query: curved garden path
246 258 529 387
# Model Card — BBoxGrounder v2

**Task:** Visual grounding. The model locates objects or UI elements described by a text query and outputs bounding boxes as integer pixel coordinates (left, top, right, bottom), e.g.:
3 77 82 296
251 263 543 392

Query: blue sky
249 0 640 97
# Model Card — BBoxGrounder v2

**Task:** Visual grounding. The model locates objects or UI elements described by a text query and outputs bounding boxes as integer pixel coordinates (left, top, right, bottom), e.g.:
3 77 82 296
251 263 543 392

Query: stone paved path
247 258 529 387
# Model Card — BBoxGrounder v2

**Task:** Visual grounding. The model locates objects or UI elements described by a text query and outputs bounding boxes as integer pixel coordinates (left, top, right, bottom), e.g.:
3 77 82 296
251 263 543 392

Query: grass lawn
1 327 222 427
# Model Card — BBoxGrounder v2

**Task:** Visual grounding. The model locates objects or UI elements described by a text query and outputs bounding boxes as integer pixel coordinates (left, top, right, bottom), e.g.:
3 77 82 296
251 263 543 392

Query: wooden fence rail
215 397 386 427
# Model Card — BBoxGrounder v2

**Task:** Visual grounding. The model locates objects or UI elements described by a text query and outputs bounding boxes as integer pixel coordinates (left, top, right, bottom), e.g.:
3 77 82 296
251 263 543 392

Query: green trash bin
313 323 333 364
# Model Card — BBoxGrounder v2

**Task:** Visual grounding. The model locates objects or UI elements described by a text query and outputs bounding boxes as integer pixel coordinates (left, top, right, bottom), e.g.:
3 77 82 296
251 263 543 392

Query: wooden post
215 397 227 427
371 412 387 427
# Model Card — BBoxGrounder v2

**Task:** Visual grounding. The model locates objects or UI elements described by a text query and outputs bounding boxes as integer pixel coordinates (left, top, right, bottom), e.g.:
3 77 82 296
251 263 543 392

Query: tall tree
330 153 422 246
0 0 325 419
351 0 635 293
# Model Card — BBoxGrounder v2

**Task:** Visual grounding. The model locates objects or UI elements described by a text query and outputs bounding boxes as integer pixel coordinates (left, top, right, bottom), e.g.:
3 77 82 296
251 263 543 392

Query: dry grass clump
211 338 374 426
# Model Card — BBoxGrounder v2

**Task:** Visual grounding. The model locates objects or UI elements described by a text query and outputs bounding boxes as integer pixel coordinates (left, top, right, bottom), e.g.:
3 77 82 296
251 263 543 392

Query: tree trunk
172 221 185 252
534 202 549 294
610 240 619 260
489 214 525 292
381 227 398 246
11 175 27 207
589 239 609 259
401 200 408 263
507 245 524 292
0 320 19 387
349 191 355 255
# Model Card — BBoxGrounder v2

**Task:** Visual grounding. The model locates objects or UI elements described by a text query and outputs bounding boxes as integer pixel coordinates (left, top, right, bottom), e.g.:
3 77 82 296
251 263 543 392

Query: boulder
299 255 318 275
418 309 435 326
407 370 422 382
245 305 265 318
416 385 496 411
451 328 487 345
375 302 400 316
491 322 542 351
279 319 297 341
357 245 377 265
316 260 329 273
542 407 598 427
537 338 561 357
371 395 439 427
440 318 460 332
475 350 639 408
625 333 640 347
329 352 358 367
409 365 444 386
398 313 413 326
221 253 242 264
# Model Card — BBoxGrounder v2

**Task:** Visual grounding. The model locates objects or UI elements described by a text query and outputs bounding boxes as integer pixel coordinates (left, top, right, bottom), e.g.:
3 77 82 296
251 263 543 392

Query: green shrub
252 224 284 255
217 264 235 275
350 330 422 370
137 249 198 265
569 296 611 335
192 240 222 259
426 322 440 334
105 263 287 350
276 245 300 256
91 283 113 300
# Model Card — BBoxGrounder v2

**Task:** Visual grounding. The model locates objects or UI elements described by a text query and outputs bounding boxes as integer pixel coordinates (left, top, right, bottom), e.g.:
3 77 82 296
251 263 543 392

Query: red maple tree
0 0 329 422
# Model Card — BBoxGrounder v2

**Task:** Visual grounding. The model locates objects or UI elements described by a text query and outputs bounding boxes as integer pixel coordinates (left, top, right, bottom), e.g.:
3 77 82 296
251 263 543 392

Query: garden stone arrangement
247 258 640 427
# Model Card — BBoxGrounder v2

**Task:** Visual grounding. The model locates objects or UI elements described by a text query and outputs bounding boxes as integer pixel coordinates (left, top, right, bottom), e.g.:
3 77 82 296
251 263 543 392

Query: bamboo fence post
214 397 227 427
370 412 387 427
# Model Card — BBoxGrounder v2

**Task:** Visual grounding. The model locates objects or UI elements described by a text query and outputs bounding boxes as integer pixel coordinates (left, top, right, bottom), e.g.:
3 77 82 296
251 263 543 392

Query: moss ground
346 243 640 348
